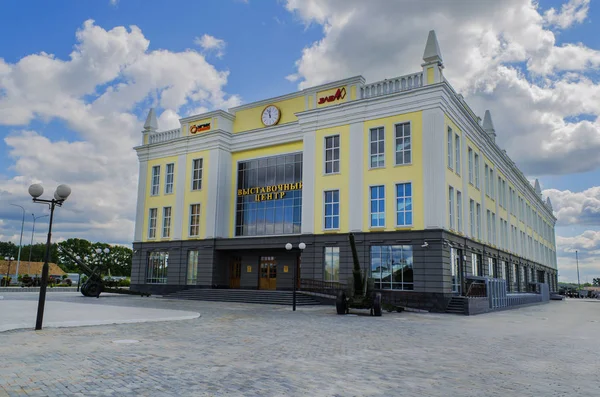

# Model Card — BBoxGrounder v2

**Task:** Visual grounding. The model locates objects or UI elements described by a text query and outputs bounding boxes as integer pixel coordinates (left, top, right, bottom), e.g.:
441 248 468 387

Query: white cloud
283 0 600 176
544 187 600 226
194 34 227 59
544 0 590 29
0 20 240 246
556 230 600 283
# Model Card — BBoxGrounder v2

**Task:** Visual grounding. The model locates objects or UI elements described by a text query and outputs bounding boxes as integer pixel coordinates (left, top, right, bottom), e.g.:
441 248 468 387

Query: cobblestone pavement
0 293 598 397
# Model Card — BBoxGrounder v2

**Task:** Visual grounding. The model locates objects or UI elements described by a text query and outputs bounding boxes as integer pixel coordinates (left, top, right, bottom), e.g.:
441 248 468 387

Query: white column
133 160 148 242
301 131 315 234
348 121 364 231
204 149 232 238
422 108 446 228
172 154 187 240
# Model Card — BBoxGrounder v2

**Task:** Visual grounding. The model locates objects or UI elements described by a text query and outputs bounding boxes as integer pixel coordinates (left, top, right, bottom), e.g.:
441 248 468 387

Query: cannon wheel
373 292 382 317
84 281 102 297
336 291 347 315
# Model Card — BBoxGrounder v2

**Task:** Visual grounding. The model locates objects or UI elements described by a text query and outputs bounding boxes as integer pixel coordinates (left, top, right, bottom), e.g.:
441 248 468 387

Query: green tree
57 238 94 272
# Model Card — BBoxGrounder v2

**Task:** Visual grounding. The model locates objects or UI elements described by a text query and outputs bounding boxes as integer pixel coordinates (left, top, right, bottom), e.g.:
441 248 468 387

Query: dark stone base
378 290 454 313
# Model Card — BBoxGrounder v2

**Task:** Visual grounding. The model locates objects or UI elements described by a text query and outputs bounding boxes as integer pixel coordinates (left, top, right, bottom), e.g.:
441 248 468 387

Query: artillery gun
58 246 150 297
336 233 383 316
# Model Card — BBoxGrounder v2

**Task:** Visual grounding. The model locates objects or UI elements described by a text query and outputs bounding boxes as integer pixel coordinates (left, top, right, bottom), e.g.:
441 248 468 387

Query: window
471 252 478 276
490 169 495 199
395 123 411 165
165 163 174 194
370 185 385 227
455 134 461 174
396 183 413 226
148 208 157 239
187 250 198 285
498 177 502 207
162 207 171 238
474 153 480 188
151 166 160 196
447 127 453 169
487 210 491 242
369 127 385 168
492 213 496 245
189 204 201 237
488 257 493 277
476 203 481 239
484 164 489 195
469 199 475 237
324 190 340 229
146 251 168 284
324 247 340 282
448 186 454 230
192 159 203 191
371 245 413 290
325 135 340 174
468 148 473 184
456 190 462 233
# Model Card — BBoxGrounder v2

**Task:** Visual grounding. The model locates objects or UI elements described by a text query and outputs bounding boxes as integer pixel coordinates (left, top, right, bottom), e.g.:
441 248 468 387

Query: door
259 256 277 290
229 257 241 289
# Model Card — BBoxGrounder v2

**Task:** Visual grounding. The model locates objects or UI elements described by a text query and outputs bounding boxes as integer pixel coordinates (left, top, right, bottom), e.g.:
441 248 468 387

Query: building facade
131 30 558 311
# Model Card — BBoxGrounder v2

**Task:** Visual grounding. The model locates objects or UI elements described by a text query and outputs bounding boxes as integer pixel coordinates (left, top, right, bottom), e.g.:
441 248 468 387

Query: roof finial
546 197 553 210
423 30 443 65
534 179 542 196
483 110 496 141
143 108 158 132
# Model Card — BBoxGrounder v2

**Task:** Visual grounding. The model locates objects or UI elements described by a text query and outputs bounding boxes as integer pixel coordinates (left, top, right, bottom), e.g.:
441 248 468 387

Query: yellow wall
350 85 357 100
313 124 350 233
427 67 434 85
232 96 306 133
361 111 423 231
228 141 304 237
182 150 210 240
445 115 464 233
143 155 179 242
316 86 348 108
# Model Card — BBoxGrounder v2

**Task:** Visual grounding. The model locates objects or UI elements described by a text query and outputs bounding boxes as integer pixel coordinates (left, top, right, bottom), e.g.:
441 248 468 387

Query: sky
0 0 599 284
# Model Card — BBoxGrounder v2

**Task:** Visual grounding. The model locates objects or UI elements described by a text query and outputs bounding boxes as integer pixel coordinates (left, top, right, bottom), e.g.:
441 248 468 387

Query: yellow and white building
131 30 558 312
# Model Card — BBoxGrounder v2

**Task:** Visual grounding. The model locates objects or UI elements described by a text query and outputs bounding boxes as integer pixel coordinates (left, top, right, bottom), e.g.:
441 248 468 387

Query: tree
57 239 94 273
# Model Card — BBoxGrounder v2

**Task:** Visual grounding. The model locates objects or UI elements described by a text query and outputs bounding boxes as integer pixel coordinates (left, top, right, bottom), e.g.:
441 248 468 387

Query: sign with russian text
190 122 210 134
237 182 303 202
318 87 346 104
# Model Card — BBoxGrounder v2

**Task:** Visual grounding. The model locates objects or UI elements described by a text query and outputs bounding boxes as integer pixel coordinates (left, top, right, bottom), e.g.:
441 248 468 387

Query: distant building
0 260 66 278
130 30 558 310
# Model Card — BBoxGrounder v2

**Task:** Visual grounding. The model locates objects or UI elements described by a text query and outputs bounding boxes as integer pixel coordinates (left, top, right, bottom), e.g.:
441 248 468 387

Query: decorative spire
482 110 496 141
534 179 542 196
143 108 158 132
422 30 443 64
546 197 553 210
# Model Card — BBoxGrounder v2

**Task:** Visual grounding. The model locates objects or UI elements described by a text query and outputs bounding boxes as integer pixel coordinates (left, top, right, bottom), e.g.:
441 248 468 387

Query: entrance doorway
229 257 241 289
259 256 277 290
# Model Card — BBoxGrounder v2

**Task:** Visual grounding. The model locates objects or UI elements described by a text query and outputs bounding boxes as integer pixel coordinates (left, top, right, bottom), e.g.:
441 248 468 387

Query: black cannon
335 233 383 316
58 246 149 298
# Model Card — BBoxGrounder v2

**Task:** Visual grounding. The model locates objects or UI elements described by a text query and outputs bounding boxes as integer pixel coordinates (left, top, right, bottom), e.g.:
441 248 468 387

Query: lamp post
10 204 25 284
285 242 306 311
28 214 49 274
4 256 15 286
576 250 581 293
29 183 71 330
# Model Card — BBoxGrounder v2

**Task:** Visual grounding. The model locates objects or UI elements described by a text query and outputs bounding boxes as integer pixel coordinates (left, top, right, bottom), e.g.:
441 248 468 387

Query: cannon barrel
57 245 96 277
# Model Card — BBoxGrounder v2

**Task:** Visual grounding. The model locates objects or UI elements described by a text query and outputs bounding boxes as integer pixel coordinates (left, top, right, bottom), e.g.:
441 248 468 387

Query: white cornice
179 109 235 123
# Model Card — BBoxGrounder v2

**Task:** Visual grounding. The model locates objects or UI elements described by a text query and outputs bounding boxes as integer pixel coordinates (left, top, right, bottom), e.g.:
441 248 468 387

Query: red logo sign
318 87 346 104
190 123 210 134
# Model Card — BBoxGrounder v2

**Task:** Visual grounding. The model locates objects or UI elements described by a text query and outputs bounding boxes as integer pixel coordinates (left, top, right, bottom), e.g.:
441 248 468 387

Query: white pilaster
134 160 148 242
172 154 187 240
422 108 446 228
216 150 232 238
301 131 315 234
348 121 364 231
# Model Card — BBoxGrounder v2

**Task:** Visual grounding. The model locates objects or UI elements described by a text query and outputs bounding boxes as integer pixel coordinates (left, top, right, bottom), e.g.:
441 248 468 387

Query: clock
261 105 281 126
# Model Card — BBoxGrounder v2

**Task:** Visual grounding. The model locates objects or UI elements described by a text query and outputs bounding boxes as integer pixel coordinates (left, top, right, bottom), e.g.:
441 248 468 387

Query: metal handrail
300 278 346 296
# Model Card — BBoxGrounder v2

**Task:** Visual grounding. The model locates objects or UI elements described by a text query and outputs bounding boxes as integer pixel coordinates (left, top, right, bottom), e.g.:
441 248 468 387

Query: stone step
161 289 321 305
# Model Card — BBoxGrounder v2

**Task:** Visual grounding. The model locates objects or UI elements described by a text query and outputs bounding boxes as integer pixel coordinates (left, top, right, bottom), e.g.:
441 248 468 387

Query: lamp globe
298 242 306 250
285 243 293 251
29 184 44 198
55 184 71 200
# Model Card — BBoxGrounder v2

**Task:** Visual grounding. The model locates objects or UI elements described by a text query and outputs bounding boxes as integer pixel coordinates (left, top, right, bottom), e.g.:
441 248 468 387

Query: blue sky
0 0 599 283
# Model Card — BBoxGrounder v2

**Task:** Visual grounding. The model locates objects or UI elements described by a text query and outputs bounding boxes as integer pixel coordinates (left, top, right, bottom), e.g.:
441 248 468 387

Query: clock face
261 105 281 126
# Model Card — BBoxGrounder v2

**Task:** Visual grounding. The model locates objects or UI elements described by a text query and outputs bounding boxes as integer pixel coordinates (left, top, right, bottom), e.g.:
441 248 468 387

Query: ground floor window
370 245 413 290
146 251 168 284
187 250 199 285
323 246 340 282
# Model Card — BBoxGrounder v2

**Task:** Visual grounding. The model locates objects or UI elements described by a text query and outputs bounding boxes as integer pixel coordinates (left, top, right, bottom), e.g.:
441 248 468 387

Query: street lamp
285 242 306 311
28 214 49 274
29 183 71 330
10 204 25 284
4 256 15 286
576 250 581 293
